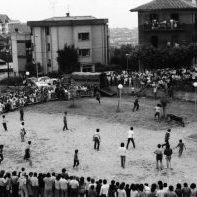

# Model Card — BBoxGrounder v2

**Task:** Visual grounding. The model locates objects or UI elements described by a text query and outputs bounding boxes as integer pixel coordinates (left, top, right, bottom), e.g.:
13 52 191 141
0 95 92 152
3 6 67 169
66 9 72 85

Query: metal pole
36 63 38 78
119 89 121 110
195 88 197 113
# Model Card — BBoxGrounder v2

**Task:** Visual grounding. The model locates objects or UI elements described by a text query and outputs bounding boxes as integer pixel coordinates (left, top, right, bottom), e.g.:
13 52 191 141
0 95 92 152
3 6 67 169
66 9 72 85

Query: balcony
143 20 184 32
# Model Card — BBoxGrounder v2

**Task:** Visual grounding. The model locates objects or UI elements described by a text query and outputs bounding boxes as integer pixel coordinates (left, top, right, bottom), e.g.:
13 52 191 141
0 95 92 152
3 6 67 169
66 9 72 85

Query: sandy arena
0 97 197 185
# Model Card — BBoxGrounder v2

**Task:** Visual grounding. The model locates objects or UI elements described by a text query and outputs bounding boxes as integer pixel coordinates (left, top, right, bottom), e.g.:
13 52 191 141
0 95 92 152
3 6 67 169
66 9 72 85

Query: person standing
93 129 101 151
100 179 109 197
164 144 173 169
162 129 171 148
0 145 4 164
2 115 8 131
118 143 127 168
154 104 161 121
95 91 101 104
24 141 32 166
154 144 163 170
126 127 135 149
133 98 139 112
175 139 186 157
73 149 80 168
20 107 24 122
63 112 68 131
20 122 26 142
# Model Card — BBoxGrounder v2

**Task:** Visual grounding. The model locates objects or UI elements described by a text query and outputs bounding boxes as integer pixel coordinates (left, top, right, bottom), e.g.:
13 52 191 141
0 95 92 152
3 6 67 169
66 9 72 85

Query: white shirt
118 147 127 156
59 178 68 190
128 130 134 138
100 184 109 196
31 177 38 187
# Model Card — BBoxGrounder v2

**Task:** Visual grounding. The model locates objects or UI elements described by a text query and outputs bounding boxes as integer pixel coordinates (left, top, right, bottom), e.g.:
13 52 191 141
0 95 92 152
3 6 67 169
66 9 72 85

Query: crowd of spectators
106 67 197 91
0 86 57 114
0 168 197 197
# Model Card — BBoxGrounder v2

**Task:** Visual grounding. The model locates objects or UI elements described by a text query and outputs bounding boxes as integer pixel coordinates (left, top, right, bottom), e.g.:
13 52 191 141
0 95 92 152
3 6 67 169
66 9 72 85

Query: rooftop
27 15 108 27
44 16 97 21
130 0 197 12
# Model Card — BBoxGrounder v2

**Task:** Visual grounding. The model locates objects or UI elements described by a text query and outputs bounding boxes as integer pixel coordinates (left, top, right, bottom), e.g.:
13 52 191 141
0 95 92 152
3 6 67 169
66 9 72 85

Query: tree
57 44 80 74
160 97 169 118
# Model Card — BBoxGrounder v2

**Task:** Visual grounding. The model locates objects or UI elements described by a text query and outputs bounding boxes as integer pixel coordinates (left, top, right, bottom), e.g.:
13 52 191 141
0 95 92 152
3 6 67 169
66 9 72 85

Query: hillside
110 27 138 47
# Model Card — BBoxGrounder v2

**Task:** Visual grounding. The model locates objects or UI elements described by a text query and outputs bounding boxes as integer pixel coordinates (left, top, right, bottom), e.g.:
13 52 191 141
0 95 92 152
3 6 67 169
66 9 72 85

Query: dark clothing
175 188 183 197
2 123 7 131
120 156 126 168
24 148 30 160
96 92 101 104
182 187 191 197
164 148 173 157
63 121 68 131
133 99 139 112
126 138 135 149
94 138 100 150
165 132 170 142
20 109 24 121
73 159 79 168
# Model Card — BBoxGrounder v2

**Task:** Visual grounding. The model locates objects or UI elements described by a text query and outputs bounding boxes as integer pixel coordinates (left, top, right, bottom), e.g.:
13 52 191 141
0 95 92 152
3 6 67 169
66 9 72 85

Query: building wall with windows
27 16 109 74
11 33 32 75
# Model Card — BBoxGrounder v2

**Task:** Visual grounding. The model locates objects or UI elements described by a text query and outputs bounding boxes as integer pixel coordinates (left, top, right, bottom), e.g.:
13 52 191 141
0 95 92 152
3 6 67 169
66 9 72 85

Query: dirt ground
0 96 197 185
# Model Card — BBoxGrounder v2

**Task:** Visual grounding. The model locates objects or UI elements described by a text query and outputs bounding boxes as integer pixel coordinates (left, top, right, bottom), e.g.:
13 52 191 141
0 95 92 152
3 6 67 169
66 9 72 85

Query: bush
0 77 24 86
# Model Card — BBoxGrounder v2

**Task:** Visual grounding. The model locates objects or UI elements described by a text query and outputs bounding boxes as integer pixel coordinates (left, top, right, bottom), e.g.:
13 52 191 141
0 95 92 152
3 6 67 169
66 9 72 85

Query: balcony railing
143 21 184 32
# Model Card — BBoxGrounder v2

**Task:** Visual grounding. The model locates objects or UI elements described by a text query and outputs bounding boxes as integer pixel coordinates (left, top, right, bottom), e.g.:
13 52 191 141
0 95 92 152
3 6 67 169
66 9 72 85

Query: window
47 43 50 51
45 27 50 35
171 13 179 21
78 33 90 41
78 49 90 57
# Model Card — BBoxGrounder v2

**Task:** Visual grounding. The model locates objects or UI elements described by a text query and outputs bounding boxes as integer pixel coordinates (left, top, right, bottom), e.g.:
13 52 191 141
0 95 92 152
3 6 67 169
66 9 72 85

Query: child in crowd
73 149 79 168
118 142 127 168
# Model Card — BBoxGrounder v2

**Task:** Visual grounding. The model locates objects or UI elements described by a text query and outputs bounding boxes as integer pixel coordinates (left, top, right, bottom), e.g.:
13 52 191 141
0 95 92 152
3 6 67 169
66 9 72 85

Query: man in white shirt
60 176 68 197
126 127 135 149
70 177 79 197
31 172 39 197
100 179 109 197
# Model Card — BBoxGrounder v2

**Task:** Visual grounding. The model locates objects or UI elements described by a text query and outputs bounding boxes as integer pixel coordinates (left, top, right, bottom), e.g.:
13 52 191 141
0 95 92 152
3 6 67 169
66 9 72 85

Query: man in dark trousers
63 111 68 131
133 97 139 112
93 129 101 150
20 106 24 121
162 129 171 148
2 115 8 131
126 127 135 149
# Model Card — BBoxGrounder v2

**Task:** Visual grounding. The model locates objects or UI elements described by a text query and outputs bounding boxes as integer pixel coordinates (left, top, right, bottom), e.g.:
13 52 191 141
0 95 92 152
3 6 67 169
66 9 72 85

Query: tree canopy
57 44 80 74
110 43 196 71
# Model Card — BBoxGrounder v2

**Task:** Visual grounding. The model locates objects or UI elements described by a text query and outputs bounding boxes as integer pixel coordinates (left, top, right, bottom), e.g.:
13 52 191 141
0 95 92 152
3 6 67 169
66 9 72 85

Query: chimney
66 12 70 17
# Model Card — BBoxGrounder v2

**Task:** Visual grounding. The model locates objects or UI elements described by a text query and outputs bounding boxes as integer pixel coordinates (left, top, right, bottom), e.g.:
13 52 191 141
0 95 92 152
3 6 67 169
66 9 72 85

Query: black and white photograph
0 0 197 197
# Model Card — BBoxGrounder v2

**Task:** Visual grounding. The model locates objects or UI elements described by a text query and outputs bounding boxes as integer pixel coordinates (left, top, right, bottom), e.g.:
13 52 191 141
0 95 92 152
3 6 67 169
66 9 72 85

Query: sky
0 0 151 29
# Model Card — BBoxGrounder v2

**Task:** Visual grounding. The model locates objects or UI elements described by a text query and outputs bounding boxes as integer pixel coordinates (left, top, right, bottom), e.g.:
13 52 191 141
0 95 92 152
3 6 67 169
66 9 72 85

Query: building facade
27 15 109 74
130 0 197 47
11 33 32 75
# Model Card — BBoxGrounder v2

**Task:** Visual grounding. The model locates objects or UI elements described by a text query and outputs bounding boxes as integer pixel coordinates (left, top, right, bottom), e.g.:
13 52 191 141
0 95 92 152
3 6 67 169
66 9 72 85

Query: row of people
0 168 196 197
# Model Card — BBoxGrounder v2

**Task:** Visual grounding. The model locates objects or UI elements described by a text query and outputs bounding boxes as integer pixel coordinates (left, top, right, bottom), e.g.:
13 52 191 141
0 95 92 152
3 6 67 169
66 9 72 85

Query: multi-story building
130 0 197 47
27 14 109 74
11 32 32 75
0 14 10 35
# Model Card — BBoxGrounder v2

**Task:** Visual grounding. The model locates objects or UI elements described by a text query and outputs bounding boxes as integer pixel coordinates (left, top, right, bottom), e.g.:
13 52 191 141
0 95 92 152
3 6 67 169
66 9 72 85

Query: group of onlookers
106 67 197 91
0 87 57 114
0 167 197 197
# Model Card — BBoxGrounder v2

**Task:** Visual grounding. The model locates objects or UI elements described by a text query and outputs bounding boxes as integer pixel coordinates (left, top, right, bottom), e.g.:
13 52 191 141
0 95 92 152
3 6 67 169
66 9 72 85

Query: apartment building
27 14 109 74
